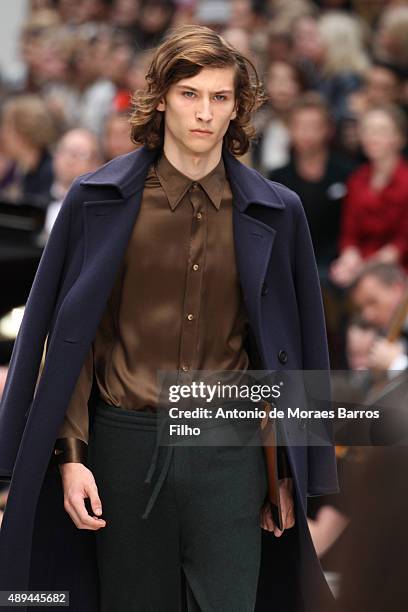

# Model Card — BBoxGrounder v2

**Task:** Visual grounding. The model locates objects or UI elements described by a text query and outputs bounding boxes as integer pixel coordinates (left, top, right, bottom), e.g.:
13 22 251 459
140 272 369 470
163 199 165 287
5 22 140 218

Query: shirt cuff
277 446 292 479
54 438 88 464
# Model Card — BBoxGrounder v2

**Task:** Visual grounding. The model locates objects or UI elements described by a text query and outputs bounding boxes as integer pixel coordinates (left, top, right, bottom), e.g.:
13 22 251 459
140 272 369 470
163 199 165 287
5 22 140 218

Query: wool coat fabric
0 145 339 611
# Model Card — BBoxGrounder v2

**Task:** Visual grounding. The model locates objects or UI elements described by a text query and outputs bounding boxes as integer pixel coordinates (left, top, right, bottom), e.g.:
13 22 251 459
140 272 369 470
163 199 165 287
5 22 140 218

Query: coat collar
79 144 285 211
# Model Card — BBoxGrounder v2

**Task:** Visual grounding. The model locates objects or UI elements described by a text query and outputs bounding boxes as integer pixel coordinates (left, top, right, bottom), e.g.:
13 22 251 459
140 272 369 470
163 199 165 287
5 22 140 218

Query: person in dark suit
269 92 356 280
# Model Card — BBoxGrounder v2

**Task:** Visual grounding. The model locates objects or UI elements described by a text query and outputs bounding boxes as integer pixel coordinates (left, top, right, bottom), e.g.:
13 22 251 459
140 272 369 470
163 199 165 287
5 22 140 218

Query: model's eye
183 91 196 98
214 95 226 101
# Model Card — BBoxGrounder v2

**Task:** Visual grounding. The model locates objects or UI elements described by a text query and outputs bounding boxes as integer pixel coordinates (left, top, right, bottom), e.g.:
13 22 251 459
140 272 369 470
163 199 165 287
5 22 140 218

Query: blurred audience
349 262 407 375
102 111 136 160
252 59 306 173
348 62 404 114
0 94 57 206
372 5 408 71
330 104 408 287
315 11 370 122
345 317 376 372
43 128 103 238
269 92 355 275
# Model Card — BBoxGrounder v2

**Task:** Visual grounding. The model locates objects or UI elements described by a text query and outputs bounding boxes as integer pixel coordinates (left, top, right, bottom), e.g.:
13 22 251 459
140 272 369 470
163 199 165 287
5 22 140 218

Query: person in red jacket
330 103 408 287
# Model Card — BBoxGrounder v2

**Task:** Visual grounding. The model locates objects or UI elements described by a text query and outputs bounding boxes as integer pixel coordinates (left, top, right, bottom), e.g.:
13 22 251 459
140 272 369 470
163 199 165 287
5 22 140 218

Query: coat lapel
72 146 285 368
61 147 161 342
222 149 285 367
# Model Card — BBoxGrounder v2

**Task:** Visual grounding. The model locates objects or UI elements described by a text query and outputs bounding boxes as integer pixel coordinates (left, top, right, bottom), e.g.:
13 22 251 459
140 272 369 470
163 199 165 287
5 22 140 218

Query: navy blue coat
0 145 339 611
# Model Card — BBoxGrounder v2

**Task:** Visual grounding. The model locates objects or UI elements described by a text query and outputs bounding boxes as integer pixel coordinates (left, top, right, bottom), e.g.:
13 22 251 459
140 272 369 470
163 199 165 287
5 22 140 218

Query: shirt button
192 182 199 190
187 313 194 321
192 264 199 271
181 365 189 372
196 212 203 219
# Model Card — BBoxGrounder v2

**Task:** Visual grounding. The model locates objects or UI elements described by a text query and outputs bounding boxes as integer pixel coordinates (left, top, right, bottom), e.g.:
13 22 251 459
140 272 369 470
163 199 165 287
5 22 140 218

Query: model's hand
59 463 106 531
260 478 295 537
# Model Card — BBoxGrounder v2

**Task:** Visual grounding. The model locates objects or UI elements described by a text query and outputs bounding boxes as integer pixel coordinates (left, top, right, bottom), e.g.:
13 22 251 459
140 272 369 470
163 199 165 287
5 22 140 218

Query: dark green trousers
87 400 268 612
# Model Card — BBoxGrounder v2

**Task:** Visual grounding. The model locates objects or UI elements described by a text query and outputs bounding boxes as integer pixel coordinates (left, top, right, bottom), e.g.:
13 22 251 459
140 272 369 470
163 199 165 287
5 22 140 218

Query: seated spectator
373 5 408 72
0 95 57 207
102 111 136 161
349 262 408 376
9 9 62 93
330 104 408 287
68 26 117 136
291 12 370 122
56 0 113 25
291 13 325 90
42 127 103 238
103 31 134 109
316 11 370 122
127 50 154 95
252 59 306 173
111 0 139 36
343 316 377 373
348 62 403 114
269 92 356 275
221 26 259 71
338 62 406 161
132 0 176 51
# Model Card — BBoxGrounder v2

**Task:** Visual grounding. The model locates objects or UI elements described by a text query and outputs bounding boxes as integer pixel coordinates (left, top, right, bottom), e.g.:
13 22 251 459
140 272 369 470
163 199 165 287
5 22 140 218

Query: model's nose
195 100 213 122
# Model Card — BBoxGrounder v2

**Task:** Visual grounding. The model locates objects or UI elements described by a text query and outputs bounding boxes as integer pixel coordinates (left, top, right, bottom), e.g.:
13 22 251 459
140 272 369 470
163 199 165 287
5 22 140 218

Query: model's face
351 275 405 329
156 66 237 158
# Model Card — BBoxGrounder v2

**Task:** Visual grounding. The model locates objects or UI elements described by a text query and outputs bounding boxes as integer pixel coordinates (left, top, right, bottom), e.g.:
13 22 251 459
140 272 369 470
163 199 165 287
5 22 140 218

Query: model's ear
230 103 238 121
156 97 166 112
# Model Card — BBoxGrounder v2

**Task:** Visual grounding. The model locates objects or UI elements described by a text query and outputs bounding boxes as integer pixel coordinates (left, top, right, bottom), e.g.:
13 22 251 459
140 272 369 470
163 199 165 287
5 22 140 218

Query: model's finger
267 512 275 532
87 485 103 516
259 509 268 531
71 494 106 529
264 507 274 532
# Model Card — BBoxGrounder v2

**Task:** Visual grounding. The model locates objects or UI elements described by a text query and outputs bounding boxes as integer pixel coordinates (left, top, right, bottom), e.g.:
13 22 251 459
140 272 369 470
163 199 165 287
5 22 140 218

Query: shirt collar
155 151 226 211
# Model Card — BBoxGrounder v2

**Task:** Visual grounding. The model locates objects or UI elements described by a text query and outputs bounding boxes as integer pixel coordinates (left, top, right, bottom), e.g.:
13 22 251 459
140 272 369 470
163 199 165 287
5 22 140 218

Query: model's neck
162 141 223 181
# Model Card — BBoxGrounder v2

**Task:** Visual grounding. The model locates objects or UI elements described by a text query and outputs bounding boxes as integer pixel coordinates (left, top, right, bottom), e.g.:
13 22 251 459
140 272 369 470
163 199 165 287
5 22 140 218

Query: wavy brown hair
129 24 266 156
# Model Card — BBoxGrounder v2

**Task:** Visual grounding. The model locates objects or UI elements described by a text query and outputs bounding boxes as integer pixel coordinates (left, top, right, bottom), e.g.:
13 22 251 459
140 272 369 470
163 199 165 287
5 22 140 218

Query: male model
0 25 338 612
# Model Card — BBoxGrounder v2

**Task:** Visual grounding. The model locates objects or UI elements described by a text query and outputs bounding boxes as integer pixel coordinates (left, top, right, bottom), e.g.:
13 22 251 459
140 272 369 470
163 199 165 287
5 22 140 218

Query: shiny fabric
55 151 250 462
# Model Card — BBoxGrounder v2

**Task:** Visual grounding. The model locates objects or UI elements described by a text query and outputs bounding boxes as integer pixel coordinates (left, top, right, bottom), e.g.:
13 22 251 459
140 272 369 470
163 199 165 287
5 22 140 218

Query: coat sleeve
293 197 339 496
0 179 82 481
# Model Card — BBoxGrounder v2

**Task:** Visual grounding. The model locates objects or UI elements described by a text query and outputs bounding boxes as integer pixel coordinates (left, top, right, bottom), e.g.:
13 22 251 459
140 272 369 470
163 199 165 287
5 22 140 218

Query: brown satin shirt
55 151 251 463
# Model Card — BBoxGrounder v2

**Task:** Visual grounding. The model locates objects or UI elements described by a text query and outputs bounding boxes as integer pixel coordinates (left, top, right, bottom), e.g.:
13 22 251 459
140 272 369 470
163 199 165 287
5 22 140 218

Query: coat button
278 349 288 364
261 282 269 296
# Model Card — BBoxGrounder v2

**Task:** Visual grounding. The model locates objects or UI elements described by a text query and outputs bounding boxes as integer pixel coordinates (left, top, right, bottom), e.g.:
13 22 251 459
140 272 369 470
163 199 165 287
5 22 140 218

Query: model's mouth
190 130 213 135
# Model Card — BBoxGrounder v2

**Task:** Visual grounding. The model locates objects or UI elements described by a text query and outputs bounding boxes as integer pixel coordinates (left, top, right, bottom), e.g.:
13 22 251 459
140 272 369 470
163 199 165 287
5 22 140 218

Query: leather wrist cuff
54 438 88 464
277 446 292 479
